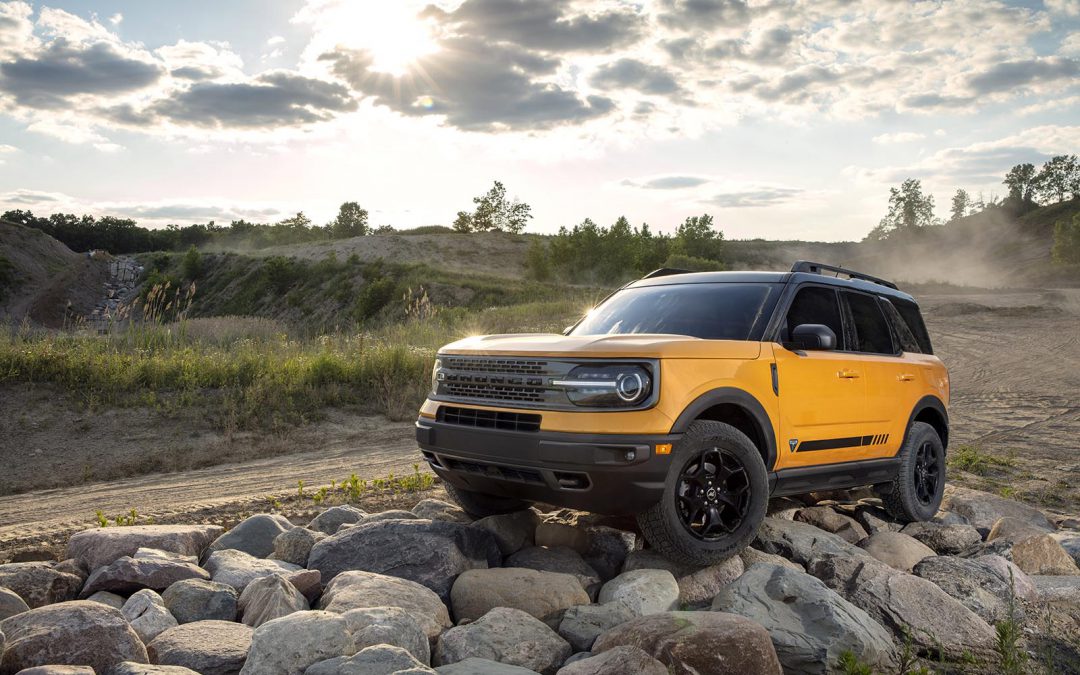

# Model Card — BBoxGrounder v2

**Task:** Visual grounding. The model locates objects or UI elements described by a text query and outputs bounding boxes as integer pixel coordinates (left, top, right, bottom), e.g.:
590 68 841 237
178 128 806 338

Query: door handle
837 369 861 379
897 373 915 382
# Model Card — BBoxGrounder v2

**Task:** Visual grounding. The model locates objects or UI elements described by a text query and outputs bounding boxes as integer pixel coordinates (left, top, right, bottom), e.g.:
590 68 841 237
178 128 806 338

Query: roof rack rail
790 260 898 290
642 267 692 279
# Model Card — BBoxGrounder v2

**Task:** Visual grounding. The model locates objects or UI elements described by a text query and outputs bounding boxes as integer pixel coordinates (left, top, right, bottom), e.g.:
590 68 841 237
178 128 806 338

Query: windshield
571 282 781 341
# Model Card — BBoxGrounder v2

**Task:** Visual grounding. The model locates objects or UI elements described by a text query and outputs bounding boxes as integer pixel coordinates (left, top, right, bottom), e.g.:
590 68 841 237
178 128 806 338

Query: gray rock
364 510 422 524
557 602 638 652
207 514 293 559
110 663 200 674
619 550 687 577
712 563 896 674
162 578 238 623
66 525 224 572
272 527 326 567
13 667 94 674
123 589 178 644
451 568 590 623
1031 575 1080 611
556 645 666 675
676 556 744 607
560 653 591 668
318 570 452 646
238 573 308 627
435 657 539 674
940 485 1054 535
597 569 678 616
435 607 571 675
1051 532 1080 567
852 504 903 535
148 620 253 675
306 644 435 674
307 519 501 603
286 569 322 604
80 556 209 597
0 562 83 608
753 517 865 566
412 499 470 523
472 510 539 556
581 527 637 581
203 549 301 592
0 600 147 673
505 547 601 598
795 507 868 544
857 531 936 572
240 610 352 675
86 590 125 609
900 521 982 555
913 555 1037 623
592 611 782 675
342 606 431 665
739 546 803 572
308 506 368 535
0 585 30 620
134 548 198 565
986 516 1049 543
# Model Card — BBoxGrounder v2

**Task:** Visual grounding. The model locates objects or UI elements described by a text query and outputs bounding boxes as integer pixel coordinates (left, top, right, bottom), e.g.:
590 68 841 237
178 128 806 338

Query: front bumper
416 418 680 516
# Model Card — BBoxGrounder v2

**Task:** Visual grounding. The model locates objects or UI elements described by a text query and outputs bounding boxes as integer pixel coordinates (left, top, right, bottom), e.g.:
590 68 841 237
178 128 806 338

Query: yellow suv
416 262 949 565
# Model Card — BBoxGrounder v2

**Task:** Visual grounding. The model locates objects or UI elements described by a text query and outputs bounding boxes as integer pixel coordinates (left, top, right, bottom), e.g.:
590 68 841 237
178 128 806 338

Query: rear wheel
636 420 768 567
879 421 946 522
442 481 530 519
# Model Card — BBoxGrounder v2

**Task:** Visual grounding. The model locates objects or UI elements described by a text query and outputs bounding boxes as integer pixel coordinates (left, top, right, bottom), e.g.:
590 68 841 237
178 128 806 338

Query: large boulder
237 573 308 627
0 562 83 608
620 550 686 577
940 485 1054 535
795 507 868 544
318 570 452 645
123 590 178 644
412 499 470 523
162 579 238 623
110 663 200 674
363 510 422 524
203 549 301 592
857 532 936 572
342 606 431 665
0 586 30 620
808 553 995 658
80 556 209 597
206 514 293 560
900 521 982 555
597 569 678 616
912 555 1037 623
271 527 325 567
306 644 436 674
753 518 865 566
592 611 782 675
239 610 353 675
307 519 501 602
308 506 368 535
556 645 667 675
0 600 148 673
451 568 590 623
13 667 94 674
147 620 253 675
676 557 744 607
580 527 637 581
434 607 572 675
851 504 903 536
435 657 539 674
505 547 601 598
1007 534 1080 576
85 591 125 609
739 547 803 572
986 516 1050 543
471 510 539 556
712 563 896 674
65 526 224 572
557 602 638 652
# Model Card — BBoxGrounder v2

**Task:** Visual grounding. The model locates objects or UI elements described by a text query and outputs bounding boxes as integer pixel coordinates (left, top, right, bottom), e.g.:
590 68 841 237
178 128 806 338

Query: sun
346 5 438 76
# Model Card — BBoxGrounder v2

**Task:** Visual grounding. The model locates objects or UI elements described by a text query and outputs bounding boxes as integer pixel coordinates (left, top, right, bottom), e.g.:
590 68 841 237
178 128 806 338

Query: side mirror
791 324 837 351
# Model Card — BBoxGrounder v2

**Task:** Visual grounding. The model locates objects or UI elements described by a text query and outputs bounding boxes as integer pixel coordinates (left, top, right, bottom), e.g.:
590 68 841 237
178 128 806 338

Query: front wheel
879 421 946 522
442 481 530 519
636 420 768 567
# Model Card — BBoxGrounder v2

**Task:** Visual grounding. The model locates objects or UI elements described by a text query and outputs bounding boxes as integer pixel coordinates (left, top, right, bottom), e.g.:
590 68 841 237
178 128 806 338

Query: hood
438 333 761 360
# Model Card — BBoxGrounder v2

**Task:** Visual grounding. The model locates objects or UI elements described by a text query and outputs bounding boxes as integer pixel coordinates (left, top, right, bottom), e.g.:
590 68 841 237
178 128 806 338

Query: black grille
444 382 545 404
438 406 542 432
442 357 547 374
443 457 545 484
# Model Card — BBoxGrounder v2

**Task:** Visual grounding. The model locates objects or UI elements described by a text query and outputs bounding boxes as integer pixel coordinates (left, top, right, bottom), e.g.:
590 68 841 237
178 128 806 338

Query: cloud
657 0 751 31
872 131 925 145
622 175 710 189
1045 0 1080 17
967 57 1079 95
267 35 285 46
590 59 681 96
108 13 122 26
0 189 291 225
703 186 804 208
157 40 245 82
0 188 67 204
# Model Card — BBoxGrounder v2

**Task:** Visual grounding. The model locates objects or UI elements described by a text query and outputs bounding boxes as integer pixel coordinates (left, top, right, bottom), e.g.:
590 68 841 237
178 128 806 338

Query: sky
0 0 1077 242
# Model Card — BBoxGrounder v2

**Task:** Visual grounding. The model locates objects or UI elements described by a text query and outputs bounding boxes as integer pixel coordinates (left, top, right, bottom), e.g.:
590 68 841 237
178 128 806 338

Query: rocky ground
0 484 1078 675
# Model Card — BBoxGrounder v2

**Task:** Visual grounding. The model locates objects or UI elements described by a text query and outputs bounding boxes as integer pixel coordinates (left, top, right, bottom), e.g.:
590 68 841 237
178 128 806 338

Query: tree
181 245 202 280
330 202 369 239
524 238 551 281
454 181 533 233
949 189 970 223
672 214 724 261
870 179 937 239
1035 155 1079 204
1003 163 1038 204
1052 213 1080 265
452 211 473 233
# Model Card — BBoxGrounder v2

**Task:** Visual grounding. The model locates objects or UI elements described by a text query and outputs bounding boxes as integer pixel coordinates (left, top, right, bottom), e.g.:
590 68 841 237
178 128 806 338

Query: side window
843 291 895 354
893 298 934 354
880 298 921 353
784 286 843 344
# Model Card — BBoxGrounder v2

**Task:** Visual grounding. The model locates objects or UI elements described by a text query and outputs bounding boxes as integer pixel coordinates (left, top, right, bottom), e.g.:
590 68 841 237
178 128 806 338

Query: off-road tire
879 421 946 523
442 481 529 518
636 420 768 567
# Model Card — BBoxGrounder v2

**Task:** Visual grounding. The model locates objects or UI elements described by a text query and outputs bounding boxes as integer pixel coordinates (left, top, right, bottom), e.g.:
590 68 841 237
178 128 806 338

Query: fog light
625 450 636 461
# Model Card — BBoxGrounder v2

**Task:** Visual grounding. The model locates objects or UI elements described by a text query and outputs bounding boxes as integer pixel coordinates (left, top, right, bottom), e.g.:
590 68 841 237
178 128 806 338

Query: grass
947 443 1017 476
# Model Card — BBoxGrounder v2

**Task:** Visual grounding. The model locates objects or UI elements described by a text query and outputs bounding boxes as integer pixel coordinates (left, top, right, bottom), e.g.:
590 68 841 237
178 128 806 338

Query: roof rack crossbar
642 267 692 279
790 260 898 290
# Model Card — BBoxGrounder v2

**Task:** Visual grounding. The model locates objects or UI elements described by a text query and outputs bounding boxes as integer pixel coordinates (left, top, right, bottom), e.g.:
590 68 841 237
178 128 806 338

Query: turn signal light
655 443 672 455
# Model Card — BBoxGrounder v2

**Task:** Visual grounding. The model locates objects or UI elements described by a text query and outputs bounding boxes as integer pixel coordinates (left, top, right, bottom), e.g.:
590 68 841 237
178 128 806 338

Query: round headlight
616 371 646 403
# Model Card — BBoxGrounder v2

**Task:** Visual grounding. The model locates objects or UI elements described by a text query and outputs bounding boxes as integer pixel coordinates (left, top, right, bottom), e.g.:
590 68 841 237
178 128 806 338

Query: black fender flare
669 387 778 470
901 394 949 451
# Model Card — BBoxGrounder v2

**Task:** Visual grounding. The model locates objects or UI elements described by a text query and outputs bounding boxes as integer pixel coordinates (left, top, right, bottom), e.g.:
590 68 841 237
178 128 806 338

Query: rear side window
892 298 934 354
880 298 921 353
843 291 895 354
784 286 843 344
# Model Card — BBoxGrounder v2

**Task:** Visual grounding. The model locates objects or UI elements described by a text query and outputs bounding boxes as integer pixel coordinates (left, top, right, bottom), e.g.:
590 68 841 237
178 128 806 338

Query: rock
1032 575 1080 610
306 644 436 674
1052 532 1080 567
308 506 368 535
342 606 431 665
505 547 601 598
535 524 589 554
852 504 903 535
0 586 30 620
739 547 803 572
712 563 895 674
239 610 351 675
412 499 470 523
912 555 1037 623
581 527 637 581
676 556 744 607
207 514 293 560
86 590 125 609
307 519 501 603
986 516 1049 543
451 568 590 623
14 667 95 674
940 485 1054 535
203 549 301 592
900 521 982 555
471 510 538 556
592 611 782 675
435 607 571 675
134 548 198 565
65 525 224 572
110 663 200 674
318 570 452 646
364 510 422 524
80 556 209 597
857 532 936 572
1008 534 1080 575
557 602 638 652
286 569 322 604
162 578 238 623
556 645 666 675
148 620 253 675
0 562 83 608
597 569 678 616
0 600 147 673
435 657 539 674
272 527 325 567
807 553 995 658
620 550 686 576
123 590 178 644
753 518 865 566
795 507 868 544
237 573 308 627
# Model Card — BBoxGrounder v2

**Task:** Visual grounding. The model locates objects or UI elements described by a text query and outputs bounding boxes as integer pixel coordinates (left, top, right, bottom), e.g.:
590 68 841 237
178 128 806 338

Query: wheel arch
904 395 949 452
670 387 778 470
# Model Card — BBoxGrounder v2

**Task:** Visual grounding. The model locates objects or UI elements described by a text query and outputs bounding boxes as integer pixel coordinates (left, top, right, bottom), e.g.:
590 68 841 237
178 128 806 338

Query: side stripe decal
795 433 891 452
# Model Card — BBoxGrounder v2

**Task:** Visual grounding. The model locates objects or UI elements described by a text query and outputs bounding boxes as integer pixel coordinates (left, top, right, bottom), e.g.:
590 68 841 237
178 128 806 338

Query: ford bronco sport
416 261 949 565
